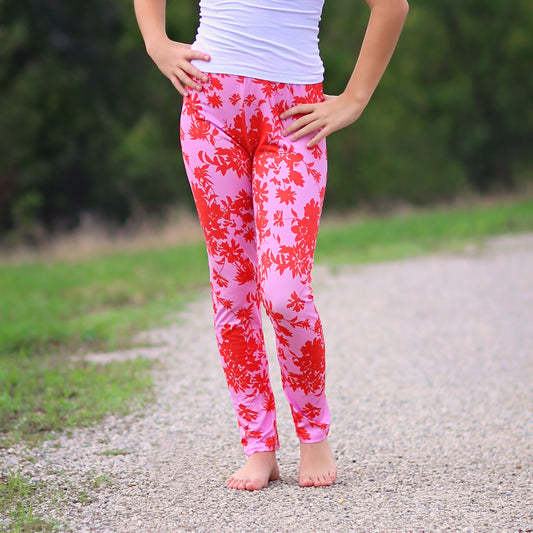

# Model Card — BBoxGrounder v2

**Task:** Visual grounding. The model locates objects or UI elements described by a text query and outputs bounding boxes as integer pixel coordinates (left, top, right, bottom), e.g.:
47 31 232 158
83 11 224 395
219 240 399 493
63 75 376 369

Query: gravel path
2 233 533 532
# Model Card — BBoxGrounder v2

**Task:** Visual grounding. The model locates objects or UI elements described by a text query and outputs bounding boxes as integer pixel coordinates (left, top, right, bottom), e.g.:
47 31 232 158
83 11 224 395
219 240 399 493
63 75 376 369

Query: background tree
321 0 532 208
0 0 531 240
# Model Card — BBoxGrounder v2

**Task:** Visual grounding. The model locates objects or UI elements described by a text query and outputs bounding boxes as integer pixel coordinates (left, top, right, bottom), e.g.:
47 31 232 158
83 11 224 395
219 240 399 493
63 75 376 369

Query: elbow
397 0 409 19
394 0 409 26
371 0 409 19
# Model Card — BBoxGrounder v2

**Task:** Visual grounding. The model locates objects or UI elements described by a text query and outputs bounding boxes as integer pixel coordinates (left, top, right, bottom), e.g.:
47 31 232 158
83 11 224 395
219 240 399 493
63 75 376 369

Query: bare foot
299 438 337 487
226 451 280 491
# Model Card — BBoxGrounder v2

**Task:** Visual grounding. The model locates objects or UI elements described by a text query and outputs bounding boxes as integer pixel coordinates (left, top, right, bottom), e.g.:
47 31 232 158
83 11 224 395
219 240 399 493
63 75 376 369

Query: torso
191 0 325 84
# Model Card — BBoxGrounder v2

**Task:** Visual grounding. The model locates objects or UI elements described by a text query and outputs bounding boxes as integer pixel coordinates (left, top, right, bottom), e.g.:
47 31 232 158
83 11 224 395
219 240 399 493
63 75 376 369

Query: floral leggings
179 73 330 456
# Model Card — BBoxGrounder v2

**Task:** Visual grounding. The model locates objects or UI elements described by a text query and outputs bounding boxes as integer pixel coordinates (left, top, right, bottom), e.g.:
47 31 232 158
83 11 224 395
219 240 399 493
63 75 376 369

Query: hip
181 72 325 154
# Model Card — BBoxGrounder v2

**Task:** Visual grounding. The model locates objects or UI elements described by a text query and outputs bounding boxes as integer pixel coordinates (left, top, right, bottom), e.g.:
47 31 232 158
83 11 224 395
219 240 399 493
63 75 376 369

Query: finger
280 103 316 119
282 113 318 136
176 70 204 91
171 76 188 97
307 128 329 148
181 62 209 83
185 49 211 63
288 120 323 141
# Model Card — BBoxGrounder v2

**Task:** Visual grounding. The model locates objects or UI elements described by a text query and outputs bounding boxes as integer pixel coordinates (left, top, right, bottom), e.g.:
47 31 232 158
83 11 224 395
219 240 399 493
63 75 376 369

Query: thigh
180 80 260 312
251 82 328 285
180 81 253 253
180 78 255 255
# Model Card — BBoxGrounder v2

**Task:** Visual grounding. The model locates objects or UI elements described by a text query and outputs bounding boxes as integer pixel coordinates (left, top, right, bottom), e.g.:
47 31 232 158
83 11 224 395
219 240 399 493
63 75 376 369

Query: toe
299 475 314 487
245 478 263 491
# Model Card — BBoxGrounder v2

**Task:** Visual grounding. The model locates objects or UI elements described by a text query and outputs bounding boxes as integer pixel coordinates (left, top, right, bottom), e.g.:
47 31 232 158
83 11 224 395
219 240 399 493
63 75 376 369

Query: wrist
145 34 169 59
339 91 368 120
341 89 370 109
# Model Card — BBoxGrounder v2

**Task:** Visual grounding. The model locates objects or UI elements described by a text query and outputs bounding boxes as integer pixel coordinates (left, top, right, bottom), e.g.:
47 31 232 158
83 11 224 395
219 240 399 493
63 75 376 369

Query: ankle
246 450 277 461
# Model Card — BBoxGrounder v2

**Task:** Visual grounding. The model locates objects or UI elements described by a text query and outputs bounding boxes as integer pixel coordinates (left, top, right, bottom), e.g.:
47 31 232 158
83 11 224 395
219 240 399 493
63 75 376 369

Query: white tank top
191 0 325 84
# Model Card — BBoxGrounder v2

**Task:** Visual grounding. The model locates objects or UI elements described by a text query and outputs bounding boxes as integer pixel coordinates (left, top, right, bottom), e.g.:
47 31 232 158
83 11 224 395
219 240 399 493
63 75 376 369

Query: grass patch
92 474 113 489
99 448 130 456
1 197 532 359
0 469 118 532
0 243 204 447
0 355 153 447
0 242 208 357
316 197 533 264
0 469 58 532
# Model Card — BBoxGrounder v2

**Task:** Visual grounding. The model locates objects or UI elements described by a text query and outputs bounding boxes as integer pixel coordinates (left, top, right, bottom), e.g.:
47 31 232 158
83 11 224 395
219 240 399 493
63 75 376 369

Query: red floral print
287 291 306 313
288 337 326 395
303 402 321 419
207 93 223 108
238 403 258 422
180 73 330 455
276 187 296 205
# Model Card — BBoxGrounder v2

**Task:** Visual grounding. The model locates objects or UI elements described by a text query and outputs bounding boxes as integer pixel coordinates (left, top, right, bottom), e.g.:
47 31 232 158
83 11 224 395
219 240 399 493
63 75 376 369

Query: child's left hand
280 94 365 148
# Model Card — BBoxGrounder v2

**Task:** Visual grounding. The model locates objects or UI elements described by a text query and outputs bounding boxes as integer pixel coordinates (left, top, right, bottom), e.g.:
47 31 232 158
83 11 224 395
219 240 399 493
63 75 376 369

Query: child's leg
249 79 337 486
253 150 330 444
179 75 280 460
252 86 330 445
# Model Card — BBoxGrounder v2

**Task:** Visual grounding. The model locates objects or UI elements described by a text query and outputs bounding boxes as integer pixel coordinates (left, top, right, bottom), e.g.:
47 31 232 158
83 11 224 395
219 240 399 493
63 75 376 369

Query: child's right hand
147 37 210 97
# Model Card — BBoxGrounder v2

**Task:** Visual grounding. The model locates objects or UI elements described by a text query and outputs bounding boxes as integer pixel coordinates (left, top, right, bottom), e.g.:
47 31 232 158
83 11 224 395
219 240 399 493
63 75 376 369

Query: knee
261 277 313 320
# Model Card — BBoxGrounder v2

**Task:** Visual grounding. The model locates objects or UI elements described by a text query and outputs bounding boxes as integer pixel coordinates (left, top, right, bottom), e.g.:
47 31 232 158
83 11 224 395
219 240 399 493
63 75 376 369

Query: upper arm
362 0 409 15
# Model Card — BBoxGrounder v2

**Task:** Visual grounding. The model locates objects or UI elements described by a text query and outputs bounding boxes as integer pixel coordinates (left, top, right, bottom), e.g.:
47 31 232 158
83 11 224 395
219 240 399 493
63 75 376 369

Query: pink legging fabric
180 73 329 456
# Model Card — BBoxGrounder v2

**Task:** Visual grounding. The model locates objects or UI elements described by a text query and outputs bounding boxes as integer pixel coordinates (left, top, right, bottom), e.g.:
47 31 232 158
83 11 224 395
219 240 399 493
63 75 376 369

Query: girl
134 0 408 491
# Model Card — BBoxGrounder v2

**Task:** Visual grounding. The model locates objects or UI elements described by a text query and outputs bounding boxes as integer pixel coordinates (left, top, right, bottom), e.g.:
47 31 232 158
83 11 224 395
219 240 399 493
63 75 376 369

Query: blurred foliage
0 0 531 238
321 0 533 208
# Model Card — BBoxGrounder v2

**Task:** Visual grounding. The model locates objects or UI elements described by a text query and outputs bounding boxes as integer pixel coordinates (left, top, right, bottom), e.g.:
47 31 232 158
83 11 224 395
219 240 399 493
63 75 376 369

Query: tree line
1 0 531 241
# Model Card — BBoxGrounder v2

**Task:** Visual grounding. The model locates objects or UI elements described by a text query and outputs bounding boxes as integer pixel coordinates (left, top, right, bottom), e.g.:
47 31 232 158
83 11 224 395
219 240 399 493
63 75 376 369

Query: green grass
0 469 57 532
2 198 532 359
0 355 153 447
2 197 533 359
0 468 117 531
315 197 533 264
99 448 129 456
0 242 209 356
0 242 207 449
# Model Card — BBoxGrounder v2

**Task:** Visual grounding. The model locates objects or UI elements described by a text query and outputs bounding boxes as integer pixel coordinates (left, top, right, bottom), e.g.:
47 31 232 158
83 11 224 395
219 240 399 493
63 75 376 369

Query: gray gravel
2 233 533 532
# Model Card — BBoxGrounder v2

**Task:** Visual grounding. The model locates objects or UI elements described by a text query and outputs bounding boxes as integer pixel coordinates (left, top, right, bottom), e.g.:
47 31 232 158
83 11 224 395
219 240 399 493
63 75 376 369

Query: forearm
343 0 409 106
133 0 209 96
133 0 168 55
